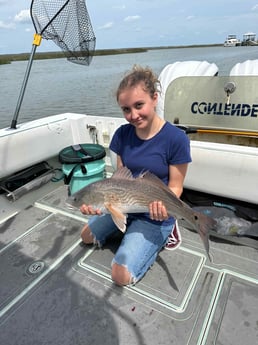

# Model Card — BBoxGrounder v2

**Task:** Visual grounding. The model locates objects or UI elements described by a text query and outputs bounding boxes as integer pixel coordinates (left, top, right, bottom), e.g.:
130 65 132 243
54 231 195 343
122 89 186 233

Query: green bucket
59 144 106 194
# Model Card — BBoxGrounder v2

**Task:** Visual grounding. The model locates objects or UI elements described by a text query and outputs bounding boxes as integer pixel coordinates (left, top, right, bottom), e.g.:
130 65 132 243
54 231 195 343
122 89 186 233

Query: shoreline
0 44 222 65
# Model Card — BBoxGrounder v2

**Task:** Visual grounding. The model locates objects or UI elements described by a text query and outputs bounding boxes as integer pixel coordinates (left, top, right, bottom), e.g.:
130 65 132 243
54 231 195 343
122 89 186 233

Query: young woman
80 65 191 286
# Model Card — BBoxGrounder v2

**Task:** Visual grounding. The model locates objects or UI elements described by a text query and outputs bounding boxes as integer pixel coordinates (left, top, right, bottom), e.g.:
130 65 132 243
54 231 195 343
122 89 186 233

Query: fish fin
138 170 188 211
195 212 216 262
111 167 134 180
105 202 127 232
140 171 176 194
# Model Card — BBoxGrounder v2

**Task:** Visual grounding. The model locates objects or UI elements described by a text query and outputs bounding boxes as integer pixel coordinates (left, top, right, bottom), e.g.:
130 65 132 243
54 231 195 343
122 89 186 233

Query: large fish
66 167 215 260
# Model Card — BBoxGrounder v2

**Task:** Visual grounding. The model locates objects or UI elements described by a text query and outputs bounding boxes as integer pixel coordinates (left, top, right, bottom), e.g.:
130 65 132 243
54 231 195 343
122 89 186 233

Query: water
1 46 258 128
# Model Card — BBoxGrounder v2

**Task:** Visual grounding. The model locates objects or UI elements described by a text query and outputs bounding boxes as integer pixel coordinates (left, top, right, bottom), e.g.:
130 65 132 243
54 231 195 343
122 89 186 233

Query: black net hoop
31 0 96 65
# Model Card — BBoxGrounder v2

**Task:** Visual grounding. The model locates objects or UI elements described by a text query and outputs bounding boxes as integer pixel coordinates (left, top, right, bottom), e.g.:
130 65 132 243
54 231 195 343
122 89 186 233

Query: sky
0 0 258 54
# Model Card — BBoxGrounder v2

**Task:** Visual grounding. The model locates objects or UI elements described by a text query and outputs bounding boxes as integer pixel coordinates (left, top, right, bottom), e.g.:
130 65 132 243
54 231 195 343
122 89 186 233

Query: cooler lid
59 144 106 164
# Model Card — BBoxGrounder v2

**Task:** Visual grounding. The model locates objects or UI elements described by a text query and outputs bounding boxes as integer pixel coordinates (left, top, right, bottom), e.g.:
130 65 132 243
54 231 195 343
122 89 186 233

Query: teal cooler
59 144 106 194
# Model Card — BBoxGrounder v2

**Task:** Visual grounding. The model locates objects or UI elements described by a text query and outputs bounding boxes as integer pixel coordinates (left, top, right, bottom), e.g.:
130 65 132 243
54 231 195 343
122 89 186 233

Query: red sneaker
165 220 181 250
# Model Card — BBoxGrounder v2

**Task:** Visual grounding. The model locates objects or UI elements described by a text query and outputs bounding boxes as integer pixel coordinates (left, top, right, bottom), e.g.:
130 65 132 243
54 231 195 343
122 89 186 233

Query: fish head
65 182 105 210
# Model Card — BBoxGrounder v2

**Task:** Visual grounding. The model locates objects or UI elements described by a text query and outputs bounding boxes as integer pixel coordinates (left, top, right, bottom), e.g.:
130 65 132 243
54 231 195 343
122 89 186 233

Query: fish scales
117 178 196 222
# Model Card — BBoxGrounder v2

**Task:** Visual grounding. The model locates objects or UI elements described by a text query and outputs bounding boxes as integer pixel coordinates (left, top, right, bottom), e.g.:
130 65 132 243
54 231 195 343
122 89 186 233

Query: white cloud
98 22 114 30
124 15 141 22
14 9 30 23
0 20 15 29
251 4 258 11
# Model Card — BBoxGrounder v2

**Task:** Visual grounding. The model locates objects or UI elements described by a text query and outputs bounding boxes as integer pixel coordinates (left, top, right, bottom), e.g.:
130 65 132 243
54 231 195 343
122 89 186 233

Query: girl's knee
111 262 133 286
81 224 94 244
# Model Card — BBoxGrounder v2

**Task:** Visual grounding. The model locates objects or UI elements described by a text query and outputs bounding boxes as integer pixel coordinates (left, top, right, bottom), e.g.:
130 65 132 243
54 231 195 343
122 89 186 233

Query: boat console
158 60 258 205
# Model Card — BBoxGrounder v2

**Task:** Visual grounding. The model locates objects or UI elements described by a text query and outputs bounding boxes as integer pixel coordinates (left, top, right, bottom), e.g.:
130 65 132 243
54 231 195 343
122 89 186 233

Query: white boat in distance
242 32 258 46
223 34 241 47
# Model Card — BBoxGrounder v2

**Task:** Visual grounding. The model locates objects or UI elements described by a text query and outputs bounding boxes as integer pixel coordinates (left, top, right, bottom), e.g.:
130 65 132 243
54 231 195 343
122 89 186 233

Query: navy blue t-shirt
109 121 192 224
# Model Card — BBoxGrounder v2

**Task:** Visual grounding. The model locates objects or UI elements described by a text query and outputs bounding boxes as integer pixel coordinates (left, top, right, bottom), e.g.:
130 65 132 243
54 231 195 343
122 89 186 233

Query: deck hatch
79 242 207 313
203 275 258 344
0 213 83 312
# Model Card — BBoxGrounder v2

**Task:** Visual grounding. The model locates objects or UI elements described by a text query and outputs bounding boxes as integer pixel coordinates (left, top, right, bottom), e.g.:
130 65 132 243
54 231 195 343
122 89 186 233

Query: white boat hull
0 113 125 179
0 112 256 204
185 141 258 204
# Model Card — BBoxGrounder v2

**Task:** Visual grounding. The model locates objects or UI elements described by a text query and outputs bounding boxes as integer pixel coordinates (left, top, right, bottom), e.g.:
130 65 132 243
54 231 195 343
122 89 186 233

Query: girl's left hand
149 201 168 221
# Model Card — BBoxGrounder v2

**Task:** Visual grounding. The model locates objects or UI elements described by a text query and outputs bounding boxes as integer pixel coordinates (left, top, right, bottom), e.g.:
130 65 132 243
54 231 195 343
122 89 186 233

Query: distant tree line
0 48 147 65
0 44 221 65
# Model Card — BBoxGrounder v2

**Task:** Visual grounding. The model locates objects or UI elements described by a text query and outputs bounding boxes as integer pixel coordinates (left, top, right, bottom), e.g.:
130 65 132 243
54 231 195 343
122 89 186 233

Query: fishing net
31 0 96 65
11 0 96 128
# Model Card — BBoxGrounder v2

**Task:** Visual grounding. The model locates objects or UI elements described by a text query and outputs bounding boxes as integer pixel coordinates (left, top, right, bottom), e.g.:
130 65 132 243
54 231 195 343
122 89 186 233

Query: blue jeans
88 214 174 284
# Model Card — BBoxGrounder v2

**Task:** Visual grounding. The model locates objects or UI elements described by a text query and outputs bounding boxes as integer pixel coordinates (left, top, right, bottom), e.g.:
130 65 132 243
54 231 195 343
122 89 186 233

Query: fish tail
195 212 216 262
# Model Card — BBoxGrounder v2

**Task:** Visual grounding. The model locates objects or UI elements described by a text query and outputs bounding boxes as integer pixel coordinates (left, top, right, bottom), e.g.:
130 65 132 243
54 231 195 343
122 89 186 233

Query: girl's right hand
80 204 102 216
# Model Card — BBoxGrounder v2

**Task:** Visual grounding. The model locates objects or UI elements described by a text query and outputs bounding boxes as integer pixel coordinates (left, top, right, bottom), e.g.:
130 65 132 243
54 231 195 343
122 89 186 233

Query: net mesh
31 0 96 65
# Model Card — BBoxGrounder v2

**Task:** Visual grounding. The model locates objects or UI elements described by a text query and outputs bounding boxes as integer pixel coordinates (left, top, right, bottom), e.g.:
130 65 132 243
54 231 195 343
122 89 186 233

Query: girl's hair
116 65 160 101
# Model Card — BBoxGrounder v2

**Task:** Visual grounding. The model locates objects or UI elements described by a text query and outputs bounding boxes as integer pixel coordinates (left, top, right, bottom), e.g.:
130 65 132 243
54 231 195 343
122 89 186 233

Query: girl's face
118 83 158 129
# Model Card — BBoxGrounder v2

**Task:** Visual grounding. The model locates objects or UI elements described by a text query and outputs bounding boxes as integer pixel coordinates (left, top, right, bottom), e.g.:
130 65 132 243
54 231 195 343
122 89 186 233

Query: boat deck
0 176 257 345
